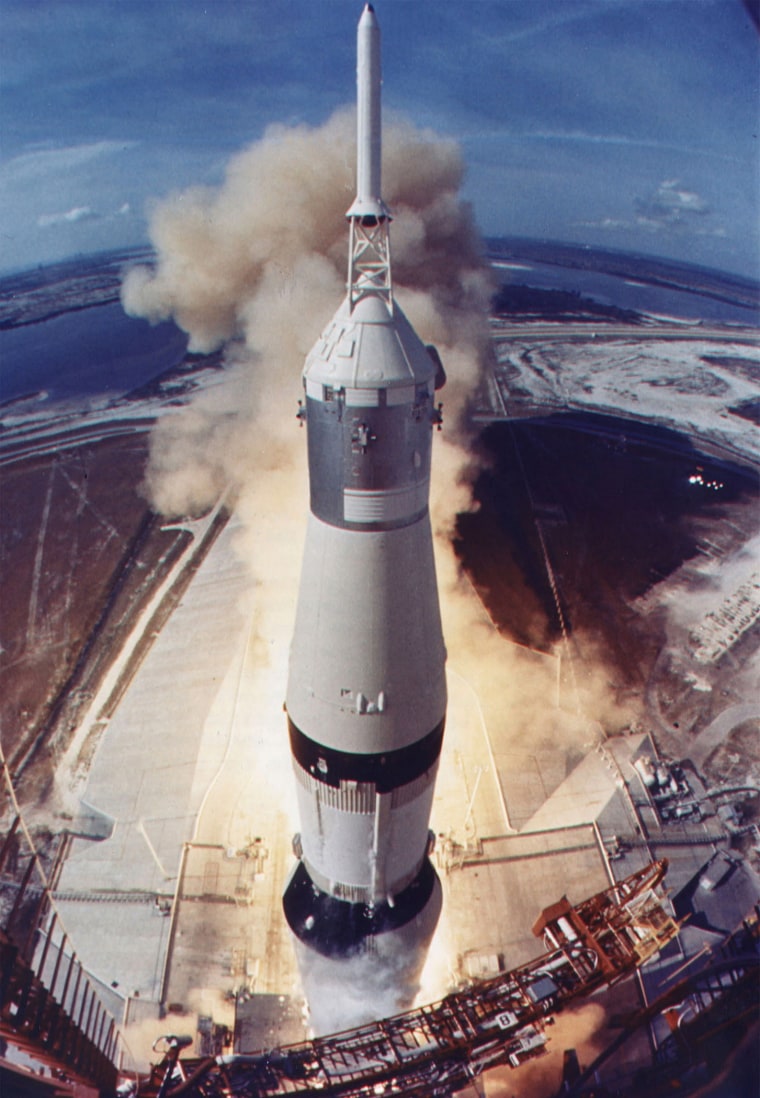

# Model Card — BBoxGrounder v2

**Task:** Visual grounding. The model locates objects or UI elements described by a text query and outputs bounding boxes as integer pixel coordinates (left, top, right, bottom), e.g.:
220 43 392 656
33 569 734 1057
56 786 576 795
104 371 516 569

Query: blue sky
1 0 758 278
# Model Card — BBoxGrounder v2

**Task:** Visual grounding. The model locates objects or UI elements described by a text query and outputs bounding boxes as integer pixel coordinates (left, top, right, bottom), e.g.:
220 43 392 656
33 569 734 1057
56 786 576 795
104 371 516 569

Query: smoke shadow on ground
455 412 760 673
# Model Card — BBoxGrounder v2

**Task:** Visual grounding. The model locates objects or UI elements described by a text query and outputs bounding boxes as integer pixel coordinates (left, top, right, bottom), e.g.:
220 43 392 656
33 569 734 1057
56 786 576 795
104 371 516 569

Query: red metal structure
134 861 678 1098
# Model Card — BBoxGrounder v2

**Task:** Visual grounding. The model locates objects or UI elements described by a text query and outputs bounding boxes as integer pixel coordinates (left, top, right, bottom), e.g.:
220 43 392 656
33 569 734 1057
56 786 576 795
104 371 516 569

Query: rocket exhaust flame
282 3 447 1024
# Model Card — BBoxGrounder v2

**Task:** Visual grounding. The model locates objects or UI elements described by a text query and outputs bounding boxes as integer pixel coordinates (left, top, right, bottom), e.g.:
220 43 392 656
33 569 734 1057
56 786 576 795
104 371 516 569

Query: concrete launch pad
44 475 752 1084
52 511 302 1063
45 493 611 1071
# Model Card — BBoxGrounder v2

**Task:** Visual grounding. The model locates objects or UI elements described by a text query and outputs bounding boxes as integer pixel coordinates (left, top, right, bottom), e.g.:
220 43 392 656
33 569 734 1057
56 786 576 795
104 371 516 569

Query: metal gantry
136 861 679 1098
562 908 760 1097
0 808 120 1094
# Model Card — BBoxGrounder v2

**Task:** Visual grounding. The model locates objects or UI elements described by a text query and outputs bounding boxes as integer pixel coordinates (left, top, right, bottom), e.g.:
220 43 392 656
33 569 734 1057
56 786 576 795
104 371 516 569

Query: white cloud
461 129 740 168
635 179 710 226
474 3 604 47
575 216 629 231
579 178 726 241
38 206 99 228
2 140 137 182
36 202 135 230
532 129 668 149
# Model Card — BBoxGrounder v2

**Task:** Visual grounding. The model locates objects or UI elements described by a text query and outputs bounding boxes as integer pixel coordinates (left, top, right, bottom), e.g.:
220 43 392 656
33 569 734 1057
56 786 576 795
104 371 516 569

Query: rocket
283 2 447 1006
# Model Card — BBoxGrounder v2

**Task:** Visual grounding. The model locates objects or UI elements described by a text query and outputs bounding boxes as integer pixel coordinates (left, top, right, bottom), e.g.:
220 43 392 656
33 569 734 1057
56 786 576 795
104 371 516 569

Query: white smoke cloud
296 942 431 1036
119 107 495 1032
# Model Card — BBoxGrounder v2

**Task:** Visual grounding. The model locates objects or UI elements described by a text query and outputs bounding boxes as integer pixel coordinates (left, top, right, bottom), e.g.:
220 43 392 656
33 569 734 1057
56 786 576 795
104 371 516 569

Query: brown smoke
483 1002 608 1096
119 108 502 1032
122 106 636 1036
122 109 492 540
122 98 635 797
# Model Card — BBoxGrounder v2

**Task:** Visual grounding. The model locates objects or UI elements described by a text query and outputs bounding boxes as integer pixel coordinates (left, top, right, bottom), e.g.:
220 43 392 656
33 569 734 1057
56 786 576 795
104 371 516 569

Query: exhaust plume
122 105 633 1035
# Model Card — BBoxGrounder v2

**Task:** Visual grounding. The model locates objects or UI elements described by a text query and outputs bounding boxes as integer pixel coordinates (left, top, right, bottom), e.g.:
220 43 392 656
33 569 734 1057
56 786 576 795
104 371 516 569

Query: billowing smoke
295 939 432 1036
122 108 491 525
484 1002 608 1097
121 100 497 716
122 106 632 1038
118 1008 198 1077
122 107 495 1030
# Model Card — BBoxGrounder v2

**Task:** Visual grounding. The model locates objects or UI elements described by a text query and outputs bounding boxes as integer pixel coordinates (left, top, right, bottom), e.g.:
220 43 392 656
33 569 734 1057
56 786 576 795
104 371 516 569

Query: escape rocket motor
283 4 448 966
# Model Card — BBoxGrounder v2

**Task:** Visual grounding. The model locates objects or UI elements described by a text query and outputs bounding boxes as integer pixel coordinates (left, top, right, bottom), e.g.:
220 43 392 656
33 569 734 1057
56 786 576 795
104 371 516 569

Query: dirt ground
0 432 190 808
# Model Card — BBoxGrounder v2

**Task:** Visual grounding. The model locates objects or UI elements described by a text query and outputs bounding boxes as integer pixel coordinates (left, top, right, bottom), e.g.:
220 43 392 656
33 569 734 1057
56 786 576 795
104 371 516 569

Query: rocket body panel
302 299 441 534
284 858 442 971
290 765 439 900
304 296 437 391
286 515 446 755
305 395 433 530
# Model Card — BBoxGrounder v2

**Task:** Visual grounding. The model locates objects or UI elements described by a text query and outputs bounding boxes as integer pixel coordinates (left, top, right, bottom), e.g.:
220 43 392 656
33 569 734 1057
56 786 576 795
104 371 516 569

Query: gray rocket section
283 3 446 965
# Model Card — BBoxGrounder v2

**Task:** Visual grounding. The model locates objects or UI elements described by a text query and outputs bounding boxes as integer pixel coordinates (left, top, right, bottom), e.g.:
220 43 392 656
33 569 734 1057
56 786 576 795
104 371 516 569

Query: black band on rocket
287 716 444 793
283 856 441 959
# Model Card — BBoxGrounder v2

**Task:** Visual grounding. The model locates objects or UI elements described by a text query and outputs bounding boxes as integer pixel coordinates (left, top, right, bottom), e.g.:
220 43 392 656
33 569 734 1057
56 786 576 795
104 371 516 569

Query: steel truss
136 861 678 1098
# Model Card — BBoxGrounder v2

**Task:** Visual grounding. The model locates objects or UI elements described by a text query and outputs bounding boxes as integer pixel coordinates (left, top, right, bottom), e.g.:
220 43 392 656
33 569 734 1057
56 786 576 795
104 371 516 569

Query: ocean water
0 302 187 407
493 260 759 326
1 250 756 412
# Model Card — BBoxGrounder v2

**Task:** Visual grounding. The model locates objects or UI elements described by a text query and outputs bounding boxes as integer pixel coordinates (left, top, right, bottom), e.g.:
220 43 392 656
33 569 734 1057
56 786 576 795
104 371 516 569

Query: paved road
0 406 155 466
689 703 760 768
490 321 759 344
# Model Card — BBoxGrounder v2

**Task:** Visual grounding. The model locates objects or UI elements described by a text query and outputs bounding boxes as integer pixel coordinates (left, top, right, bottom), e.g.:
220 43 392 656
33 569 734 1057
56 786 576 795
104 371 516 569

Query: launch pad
136 862 682 1097
2 320 758 1096
4 486 758 1093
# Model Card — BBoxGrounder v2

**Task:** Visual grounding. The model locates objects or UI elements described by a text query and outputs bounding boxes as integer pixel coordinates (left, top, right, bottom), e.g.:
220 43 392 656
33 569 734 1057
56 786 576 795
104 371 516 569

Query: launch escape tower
283 4 447 993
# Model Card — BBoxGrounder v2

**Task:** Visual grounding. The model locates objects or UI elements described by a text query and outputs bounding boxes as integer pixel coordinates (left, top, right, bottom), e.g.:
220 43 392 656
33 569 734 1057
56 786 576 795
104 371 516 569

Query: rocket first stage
283 2 447 997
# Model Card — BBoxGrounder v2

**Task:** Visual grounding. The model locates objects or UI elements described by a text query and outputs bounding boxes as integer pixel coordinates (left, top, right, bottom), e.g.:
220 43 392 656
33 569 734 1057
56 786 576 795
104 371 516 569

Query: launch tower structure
283 3 447 1004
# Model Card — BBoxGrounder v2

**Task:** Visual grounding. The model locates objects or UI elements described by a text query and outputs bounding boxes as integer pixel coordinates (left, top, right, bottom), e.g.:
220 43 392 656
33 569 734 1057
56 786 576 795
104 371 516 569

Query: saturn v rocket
283 3 447 1003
